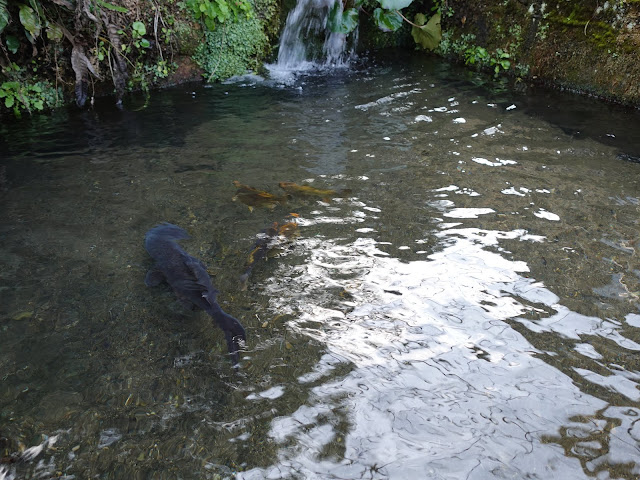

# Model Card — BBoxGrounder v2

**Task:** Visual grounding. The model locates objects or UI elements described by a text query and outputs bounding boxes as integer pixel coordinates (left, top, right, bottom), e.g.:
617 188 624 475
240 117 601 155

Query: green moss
174 20 203 57
429 0 640 105
193 15 270 82
545 2 620 51
253 0 281 43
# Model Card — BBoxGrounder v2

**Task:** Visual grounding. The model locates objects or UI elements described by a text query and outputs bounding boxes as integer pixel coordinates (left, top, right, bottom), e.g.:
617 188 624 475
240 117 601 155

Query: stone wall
437 0 640 105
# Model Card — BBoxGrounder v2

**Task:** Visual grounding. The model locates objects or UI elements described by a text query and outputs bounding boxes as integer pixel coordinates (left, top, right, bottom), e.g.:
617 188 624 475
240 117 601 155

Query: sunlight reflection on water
238 170 640 478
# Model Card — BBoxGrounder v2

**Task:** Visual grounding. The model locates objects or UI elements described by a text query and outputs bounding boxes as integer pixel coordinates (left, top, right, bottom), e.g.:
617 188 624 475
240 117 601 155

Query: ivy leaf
328 4 358 34
19 4 41 39
411 12 441 51
378 0 413 9
373 8 402 32
5 95 15 108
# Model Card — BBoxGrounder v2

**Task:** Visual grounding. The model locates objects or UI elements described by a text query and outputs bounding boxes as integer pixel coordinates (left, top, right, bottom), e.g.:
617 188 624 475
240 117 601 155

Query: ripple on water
238 215 626 478
2 54 640 480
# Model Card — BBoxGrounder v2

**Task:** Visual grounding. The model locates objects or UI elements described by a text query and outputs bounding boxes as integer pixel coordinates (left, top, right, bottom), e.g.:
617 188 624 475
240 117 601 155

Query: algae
423 0 640 105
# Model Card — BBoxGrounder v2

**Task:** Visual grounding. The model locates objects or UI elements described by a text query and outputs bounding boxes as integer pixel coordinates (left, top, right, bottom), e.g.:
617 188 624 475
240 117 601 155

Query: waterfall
267 0 358 82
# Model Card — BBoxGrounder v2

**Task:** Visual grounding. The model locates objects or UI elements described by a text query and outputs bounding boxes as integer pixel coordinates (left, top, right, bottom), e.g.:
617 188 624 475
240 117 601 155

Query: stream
1 53 640 479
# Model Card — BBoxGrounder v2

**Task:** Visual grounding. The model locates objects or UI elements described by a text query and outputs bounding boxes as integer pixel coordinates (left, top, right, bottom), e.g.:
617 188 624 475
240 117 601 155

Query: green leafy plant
2 0 67 55
328 3 359 34
464 45 490 66
0 62 63 116
463 44 511 76
131 21 151 49
411 12 441 50
327 0 445 50
490 48 510 74
19 3 42 41
184 0 252 31
144 60 176 82
373 7 403 32
378 0 412 9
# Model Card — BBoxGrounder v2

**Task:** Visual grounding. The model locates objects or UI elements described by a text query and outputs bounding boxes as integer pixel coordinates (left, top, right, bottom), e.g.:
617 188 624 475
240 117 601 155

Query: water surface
1 54 640 479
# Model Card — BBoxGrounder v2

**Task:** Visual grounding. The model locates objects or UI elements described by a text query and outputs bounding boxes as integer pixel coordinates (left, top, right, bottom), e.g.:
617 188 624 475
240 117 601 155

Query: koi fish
232 181 288 211
278 182 352 200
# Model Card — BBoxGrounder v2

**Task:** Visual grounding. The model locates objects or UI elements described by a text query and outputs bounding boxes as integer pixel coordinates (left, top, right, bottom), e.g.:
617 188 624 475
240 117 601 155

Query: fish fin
176 257 219 307
214 312 246 365
145 269 165 287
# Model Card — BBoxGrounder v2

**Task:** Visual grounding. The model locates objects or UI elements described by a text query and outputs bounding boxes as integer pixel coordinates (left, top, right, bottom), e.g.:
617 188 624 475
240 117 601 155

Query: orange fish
278 182 352 201
232 181 287 211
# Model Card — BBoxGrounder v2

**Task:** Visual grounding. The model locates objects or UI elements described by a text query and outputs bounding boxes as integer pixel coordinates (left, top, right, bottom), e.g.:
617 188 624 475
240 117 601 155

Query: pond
1 53 640 479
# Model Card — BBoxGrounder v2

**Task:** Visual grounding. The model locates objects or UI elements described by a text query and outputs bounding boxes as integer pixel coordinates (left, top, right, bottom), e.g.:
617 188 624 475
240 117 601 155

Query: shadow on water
1 53 640 479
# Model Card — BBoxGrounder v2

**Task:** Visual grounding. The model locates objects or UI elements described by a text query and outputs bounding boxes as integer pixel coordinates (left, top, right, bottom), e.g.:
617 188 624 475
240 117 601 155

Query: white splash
267 0 358 83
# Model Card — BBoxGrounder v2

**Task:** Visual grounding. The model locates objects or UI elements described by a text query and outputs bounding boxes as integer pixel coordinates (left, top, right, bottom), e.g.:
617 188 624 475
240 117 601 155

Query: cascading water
267 0 358 82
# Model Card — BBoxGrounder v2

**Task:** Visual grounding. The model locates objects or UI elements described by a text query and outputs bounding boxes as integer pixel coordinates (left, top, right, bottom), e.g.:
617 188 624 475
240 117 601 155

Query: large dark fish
144 223 246 365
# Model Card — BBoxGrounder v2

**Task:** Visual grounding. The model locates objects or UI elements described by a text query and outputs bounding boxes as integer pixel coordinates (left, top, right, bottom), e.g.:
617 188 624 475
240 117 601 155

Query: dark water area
1 54 640 479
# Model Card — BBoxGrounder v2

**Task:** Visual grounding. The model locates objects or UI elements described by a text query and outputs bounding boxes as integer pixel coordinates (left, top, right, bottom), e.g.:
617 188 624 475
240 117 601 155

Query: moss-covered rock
193 15 271 82
174 20 204 57
433 0 640 105
190 0 280 82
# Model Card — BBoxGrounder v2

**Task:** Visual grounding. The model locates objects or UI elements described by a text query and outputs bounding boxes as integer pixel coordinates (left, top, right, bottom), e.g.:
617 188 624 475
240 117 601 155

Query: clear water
1 54 640 479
